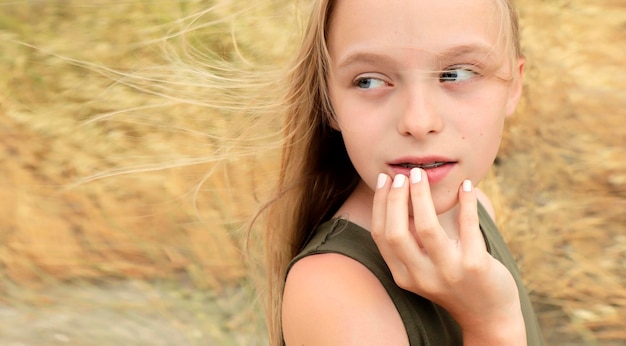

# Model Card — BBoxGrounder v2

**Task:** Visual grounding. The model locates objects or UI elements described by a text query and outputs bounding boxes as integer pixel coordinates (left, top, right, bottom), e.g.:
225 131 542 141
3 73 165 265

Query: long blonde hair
260 0 359 343
259 0 522 344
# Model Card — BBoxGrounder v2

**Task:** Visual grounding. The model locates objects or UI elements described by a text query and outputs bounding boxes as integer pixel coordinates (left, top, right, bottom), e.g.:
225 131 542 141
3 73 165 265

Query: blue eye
439 68 477 83
354 77 387 89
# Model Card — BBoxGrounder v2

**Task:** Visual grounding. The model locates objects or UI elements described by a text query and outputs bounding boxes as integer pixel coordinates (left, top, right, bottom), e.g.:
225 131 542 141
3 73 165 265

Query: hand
371 169 526 345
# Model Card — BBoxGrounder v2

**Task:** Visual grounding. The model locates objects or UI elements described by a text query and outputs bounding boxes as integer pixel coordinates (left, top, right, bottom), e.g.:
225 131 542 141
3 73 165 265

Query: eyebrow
436 43 496 59
334 51 397 71
335 43 496 70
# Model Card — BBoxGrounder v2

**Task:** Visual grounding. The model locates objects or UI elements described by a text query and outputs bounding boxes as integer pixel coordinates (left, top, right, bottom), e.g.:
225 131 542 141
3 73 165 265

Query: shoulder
475 187 496 221
282 253 409 345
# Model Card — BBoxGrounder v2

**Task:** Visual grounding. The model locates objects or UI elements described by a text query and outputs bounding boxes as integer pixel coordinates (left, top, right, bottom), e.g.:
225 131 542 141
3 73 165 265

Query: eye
439 68 477 83
353 77 388 89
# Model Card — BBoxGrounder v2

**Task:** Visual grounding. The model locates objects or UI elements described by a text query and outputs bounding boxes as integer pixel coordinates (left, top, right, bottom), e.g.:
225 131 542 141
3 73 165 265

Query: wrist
460 304 527 346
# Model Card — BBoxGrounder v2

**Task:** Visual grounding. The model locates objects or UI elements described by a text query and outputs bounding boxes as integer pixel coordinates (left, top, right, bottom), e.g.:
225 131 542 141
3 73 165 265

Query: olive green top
287 202 545 345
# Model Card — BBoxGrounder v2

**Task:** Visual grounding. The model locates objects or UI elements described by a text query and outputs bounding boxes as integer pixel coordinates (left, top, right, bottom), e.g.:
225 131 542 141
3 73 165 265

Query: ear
505 58 525 117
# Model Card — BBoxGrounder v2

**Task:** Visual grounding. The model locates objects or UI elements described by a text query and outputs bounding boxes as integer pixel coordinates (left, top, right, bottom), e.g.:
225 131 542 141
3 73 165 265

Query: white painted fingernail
377 173 387 189
392 174 406 188
463 179 472 192
410 168 421 184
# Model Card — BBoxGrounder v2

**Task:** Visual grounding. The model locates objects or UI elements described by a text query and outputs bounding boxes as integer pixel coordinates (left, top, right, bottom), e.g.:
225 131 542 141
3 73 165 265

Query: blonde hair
260 0 359 343
258 0 522 344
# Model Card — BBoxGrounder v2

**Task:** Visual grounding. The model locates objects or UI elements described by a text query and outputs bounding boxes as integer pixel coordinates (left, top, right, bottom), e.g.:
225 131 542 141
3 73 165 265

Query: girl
260 0 545 344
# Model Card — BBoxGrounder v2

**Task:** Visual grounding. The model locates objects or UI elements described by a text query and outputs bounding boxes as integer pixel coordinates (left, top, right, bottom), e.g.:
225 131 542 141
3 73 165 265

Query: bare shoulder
475 187 496 221
282 253 408 345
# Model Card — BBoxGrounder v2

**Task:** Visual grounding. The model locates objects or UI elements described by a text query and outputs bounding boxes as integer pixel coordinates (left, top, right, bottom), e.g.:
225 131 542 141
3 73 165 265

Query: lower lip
390 163 455 184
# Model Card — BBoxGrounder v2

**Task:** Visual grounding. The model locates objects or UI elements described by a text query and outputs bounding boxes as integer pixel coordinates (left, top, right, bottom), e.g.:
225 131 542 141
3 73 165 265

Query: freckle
461 136 465 140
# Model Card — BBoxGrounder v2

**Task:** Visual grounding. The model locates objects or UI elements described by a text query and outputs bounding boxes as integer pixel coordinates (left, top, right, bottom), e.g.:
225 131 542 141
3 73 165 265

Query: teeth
401 162 446 169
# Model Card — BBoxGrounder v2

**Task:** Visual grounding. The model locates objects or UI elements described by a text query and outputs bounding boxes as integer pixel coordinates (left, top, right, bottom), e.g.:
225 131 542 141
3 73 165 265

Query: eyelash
439 66 479 83
352 76 389 89
351 66 480 89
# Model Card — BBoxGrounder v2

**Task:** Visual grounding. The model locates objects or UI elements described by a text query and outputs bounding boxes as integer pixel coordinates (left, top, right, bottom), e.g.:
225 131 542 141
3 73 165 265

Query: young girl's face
327 0 524 214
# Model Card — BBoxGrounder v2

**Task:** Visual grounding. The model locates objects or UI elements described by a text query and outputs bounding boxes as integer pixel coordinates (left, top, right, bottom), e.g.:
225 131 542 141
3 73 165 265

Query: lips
397 162 447 169
390 156 456 169
389 157 457 184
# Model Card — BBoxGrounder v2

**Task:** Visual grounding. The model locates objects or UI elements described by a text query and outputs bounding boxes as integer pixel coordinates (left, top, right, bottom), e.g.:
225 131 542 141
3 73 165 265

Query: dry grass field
0 0 624 344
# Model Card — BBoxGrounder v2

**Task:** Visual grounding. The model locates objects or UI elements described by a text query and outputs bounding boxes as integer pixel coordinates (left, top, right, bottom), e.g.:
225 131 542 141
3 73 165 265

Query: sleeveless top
286 202 545 345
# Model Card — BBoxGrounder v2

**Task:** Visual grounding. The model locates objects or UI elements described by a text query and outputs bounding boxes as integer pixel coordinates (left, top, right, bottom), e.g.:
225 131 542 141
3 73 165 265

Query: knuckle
416 224 439 241
414 278 437 294
441 270 463 286
385 230 406 246
393 273 420 292
370 229 385 243
393 275 412 290
462 256 487 275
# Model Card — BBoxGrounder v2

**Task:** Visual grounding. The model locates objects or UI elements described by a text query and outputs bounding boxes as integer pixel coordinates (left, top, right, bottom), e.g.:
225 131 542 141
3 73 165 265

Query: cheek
463 117 505 154
455 94 508 136
465 121 505 182
455 97 507 166
334 103 392 143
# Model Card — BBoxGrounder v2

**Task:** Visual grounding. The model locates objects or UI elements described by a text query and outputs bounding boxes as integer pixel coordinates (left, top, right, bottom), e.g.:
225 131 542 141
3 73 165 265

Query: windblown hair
259 0 522 344
260 0 359 344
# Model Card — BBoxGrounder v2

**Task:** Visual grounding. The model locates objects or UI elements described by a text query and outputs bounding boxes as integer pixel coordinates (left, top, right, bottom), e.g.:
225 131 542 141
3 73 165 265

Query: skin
283 0 526 344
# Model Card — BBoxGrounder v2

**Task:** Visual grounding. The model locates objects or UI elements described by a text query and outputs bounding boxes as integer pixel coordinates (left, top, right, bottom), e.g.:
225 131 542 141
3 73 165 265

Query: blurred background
0 0 624 345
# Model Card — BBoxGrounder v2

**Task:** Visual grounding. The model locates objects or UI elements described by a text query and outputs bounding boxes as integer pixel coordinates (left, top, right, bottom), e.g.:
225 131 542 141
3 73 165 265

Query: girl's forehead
327 0 505 60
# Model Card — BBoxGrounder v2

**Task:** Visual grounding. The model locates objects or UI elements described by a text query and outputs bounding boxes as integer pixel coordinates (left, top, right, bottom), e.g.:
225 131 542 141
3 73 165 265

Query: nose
397 83 444 139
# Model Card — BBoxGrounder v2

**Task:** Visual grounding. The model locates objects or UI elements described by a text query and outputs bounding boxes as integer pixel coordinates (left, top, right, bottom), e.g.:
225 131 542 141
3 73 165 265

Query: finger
457 179 487 255
409 168 450 262
371 173 402 262
371 174 410 279
380 174 423 270
371 173 391 239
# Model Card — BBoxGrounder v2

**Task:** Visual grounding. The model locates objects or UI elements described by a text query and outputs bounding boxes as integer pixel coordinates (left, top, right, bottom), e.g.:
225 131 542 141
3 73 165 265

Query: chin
433 194 459 216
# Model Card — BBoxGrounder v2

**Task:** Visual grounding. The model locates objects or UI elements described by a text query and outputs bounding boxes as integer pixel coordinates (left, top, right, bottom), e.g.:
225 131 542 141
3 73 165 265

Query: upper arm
282 253 409 346
475 187 496 221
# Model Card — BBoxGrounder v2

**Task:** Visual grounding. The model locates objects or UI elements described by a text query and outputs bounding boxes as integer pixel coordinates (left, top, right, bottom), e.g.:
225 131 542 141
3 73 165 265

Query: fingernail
377 173 387 189
392 174 406 188
410 168 421 184
463 179 472 192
